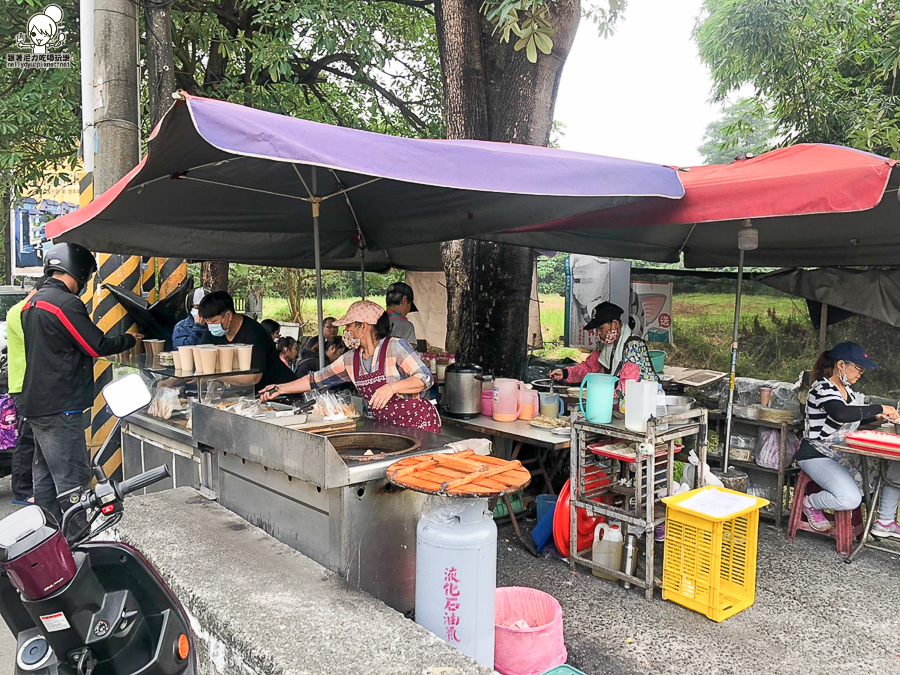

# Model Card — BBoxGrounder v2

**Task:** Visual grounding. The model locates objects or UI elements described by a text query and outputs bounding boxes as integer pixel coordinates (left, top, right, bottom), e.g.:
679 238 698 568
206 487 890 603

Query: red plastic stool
787 471 864 556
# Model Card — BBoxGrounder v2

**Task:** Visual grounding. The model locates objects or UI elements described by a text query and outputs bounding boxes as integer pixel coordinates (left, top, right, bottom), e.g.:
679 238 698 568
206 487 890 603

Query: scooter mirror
101 373 152 418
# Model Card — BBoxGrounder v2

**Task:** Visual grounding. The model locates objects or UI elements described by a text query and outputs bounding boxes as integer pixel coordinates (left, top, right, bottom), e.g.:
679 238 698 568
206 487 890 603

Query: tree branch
373 0 435 15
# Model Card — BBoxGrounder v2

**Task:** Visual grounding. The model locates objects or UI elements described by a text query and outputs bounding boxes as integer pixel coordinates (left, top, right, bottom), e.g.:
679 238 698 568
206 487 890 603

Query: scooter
0 373 195 675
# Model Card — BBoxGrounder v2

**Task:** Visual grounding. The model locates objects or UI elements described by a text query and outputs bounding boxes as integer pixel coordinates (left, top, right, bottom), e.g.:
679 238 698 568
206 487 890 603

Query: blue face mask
208 322 227 337
191 308 199 319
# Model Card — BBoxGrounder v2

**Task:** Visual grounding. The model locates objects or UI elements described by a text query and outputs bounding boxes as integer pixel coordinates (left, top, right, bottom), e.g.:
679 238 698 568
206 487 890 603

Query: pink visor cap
334 300 386 326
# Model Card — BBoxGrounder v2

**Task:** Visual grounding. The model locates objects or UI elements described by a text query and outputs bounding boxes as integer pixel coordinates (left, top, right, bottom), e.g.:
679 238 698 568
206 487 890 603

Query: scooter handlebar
118 465 171 497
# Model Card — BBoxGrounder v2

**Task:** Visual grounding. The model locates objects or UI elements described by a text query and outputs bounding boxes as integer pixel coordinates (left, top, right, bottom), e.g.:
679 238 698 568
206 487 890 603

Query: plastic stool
787 471 863 556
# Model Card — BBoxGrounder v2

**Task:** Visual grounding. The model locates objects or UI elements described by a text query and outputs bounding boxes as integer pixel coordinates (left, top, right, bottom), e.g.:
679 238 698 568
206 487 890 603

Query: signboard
630 281 673 343
565 255 631 348
10 171 79 277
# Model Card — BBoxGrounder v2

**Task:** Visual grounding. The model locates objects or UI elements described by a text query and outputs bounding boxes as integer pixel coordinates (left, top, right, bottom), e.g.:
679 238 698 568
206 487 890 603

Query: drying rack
569 408 708 600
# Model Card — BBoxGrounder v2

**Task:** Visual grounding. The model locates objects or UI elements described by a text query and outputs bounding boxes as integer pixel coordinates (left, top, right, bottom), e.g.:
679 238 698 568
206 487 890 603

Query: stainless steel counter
124 404 471 614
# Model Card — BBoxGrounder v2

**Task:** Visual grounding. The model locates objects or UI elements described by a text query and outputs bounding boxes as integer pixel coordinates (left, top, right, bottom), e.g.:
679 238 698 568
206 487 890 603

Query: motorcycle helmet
43 243 97 291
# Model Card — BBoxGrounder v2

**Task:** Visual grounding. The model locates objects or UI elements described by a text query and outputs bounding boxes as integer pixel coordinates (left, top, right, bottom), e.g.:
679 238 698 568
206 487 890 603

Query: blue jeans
29 411 90 522
798 456 900 520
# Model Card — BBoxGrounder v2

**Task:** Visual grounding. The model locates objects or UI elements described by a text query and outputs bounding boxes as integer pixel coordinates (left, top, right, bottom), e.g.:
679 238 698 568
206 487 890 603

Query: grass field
261 291 900 396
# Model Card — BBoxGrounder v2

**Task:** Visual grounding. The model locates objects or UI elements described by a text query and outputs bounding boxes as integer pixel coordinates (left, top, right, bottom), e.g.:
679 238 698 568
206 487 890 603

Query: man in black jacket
21 243 138 522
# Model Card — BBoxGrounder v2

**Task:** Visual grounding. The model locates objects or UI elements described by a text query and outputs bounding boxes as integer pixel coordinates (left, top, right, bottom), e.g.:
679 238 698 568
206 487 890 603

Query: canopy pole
360 248 366 300
312 168 325 370
723 247 745 473
818 303 829 353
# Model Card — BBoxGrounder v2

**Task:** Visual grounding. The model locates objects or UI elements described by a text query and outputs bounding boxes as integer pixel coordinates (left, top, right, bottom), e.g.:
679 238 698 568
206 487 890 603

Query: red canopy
484 144 900 267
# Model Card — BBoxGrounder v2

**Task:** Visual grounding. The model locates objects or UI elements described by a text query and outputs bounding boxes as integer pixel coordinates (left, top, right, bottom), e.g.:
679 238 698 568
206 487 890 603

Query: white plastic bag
689 450 724 487
755 429 800 469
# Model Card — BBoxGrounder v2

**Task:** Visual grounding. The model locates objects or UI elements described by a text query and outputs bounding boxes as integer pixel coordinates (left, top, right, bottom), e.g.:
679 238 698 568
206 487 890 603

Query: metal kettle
442 363 483 419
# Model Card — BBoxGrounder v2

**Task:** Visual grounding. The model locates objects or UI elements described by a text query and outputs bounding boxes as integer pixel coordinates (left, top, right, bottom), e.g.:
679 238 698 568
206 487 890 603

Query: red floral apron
353 337 441 433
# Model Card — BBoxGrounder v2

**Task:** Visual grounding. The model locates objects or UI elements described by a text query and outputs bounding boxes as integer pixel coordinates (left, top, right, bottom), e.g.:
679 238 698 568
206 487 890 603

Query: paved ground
3 474 899 675
496 515 900 675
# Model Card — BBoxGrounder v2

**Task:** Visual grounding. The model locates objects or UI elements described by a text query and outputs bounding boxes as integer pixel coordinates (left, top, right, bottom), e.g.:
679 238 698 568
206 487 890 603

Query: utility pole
90 0 142 477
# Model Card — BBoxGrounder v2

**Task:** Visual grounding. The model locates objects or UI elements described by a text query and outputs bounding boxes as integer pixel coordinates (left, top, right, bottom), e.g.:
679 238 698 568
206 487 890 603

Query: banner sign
630 281 673 343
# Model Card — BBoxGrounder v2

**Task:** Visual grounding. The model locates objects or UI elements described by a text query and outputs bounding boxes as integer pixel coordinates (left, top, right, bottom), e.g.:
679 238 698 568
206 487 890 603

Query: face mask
601 327 620 345
838 365 851 387
191 308 199 319
342 329 361 350
208 322 227 337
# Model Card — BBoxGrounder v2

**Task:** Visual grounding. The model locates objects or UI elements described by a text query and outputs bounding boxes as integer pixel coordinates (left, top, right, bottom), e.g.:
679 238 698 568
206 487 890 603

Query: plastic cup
178 345 195 372
760 387 772 407
234 344 253 371
216 345 235 373
198 346 218 375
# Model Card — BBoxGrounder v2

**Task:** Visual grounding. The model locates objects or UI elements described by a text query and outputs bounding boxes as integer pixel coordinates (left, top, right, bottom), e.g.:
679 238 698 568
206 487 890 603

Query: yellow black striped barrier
158 257 187 300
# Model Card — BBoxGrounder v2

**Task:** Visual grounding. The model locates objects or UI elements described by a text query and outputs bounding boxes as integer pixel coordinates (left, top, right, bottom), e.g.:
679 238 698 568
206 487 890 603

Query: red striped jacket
20 278 135 417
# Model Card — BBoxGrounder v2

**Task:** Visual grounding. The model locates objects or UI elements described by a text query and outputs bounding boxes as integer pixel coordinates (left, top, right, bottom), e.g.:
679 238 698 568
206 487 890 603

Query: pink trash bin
494 587 567 675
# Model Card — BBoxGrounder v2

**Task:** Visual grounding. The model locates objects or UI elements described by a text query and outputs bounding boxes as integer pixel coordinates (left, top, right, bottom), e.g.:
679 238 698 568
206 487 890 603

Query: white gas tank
415 498 496 668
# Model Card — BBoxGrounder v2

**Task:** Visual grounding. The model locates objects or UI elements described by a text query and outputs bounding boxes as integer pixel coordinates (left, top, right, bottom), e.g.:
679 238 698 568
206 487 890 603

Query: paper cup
198 346 218 375
235 344 253 371
145 339 165 357
178 345 195 371
190 346 206 373
172 351 183 370
216 345 235 373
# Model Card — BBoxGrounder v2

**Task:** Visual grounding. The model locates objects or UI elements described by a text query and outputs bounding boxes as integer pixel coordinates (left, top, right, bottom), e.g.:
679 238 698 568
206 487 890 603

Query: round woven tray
757 406 797 423
387 450 531 498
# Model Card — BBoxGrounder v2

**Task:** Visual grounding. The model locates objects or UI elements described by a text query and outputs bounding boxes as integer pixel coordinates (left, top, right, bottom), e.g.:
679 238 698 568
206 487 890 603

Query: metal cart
569 408 708 600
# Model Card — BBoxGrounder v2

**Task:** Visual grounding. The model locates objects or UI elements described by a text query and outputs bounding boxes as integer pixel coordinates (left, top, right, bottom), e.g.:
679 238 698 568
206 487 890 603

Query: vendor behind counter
198 291 295 392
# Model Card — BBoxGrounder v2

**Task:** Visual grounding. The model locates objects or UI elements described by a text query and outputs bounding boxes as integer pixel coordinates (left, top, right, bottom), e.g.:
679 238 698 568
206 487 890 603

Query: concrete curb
113 488 495 675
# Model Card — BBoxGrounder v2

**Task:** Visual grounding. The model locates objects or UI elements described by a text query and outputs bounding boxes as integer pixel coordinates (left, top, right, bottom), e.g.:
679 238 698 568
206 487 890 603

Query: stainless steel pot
443 363 483 419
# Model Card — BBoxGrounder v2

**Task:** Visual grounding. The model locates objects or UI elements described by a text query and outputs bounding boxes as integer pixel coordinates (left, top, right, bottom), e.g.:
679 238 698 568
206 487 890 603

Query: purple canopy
48 93 684 265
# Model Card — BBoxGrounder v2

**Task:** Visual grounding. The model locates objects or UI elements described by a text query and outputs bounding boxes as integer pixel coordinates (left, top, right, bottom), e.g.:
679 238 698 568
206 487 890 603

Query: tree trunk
201 261 229 292
436 0 580 377
144 5 176 125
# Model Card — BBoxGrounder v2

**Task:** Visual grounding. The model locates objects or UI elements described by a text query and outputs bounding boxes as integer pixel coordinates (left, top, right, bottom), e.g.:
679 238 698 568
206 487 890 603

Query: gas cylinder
415 498 496 667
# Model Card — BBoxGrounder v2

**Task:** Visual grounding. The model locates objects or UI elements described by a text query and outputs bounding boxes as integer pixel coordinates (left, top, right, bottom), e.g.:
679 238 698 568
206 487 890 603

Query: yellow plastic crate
661 486 769 622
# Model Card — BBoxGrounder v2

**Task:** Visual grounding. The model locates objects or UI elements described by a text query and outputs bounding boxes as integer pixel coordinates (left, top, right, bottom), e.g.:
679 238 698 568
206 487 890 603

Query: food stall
111 352 468 614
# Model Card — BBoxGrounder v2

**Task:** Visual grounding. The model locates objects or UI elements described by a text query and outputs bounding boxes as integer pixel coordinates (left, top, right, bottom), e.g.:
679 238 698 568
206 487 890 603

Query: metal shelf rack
569 408 709 600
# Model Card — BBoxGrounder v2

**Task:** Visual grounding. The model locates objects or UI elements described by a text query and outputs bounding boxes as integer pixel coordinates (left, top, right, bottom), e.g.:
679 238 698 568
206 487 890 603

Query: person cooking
796 342 900 538
198 291 295 392
260 300 440 432
549 301 658 384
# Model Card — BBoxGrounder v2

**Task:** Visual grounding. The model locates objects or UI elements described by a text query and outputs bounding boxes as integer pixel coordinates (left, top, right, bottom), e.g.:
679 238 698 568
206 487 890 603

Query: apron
352 337 441 433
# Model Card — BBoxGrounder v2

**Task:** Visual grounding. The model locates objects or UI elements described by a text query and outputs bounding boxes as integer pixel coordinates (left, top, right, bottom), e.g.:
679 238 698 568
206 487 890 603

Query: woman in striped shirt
798 342 900 536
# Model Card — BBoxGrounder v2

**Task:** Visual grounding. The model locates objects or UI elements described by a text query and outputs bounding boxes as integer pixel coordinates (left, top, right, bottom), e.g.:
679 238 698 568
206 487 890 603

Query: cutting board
263 413 358 435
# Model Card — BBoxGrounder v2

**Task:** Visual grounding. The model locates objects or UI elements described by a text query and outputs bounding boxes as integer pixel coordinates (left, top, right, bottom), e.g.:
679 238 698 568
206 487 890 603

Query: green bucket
649 350 666 373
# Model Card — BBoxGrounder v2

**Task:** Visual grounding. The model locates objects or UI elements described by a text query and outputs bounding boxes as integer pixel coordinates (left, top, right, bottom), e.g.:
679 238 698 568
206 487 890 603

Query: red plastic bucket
494 587 567 675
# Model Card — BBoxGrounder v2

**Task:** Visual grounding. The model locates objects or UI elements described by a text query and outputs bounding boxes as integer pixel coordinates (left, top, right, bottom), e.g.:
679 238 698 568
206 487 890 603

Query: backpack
0 395 18 449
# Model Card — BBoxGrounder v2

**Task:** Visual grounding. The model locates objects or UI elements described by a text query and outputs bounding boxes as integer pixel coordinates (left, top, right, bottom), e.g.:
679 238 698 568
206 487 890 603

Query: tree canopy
697 98 776 165
695 0 900 157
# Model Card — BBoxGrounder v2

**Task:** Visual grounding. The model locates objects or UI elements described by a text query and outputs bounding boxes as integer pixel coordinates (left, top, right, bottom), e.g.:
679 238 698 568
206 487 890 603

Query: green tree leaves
697 98 776 165
695 0 900 157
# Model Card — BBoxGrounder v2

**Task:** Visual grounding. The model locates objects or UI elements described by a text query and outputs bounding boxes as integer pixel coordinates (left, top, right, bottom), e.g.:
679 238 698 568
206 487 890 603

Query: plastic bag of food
755 429 800 469
148 387 181 419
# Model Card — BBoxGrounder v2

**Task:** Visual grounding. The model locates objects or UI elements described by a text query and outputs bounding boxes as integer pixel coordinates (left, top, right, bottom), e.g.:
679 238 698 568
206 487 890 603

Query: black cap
386 282 418 313
584 301 624 331
829 342 878 369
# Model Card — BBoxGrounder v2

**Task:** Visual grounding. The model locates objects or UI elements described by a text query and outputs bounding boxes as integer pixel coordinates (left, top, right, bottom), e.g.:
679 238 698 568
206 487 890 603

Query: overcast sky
554 0 718 167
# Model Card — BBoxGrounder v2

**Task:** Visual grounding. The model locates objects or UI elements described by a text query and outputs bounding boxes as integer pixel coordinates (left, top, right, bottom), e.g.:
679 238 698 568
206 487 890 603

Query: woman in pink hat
260 300 440 432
